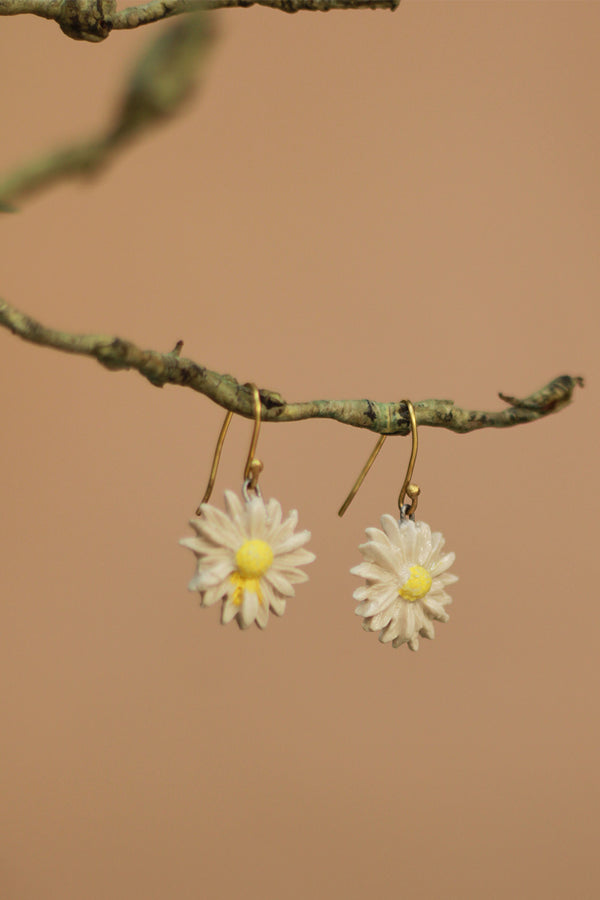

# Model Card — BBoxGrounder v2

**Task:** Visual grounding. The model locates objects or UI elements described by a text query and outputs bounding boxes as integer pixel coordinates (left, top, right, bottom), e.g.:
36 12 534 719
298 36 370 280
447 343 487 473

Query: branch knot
58 0 115 41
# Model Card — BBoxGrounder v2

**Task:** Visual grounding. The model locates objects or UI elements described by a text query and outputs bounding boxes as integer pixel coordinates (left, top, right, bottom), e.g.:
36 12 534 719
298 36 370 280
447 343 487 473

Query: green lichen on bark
0 297 583 435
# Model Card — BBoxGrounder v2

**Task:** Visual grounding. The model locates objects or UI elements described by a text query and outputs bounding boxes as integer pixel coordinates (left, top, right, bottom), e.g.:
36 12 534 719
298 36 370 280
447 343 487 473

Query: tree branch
0 0 399 43
0 297 583 434
113 0 399 33
0 14 214 210
0 1 62 18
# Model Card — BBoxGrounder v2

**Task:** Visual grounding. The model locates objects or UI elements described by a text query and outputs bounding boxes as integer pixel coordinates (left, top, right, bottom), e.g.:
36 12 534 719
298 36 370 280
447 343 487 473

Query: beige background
1 3 599 898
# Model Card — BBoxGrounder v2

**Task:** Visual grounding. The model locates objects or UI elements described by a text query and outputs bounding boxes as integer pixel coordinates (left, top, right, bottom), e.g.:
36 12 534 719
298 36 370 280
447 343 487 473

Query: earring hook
195 384 263 514
397 400 420 517
337 400 420 518
242 383 263 495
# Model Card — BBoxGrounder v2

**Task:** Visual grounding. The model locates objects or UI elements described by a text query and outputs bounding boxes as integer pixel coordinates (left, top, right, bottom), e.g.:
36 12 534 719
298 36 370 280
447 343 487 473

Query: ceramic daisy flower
181 490 315 630
351 515 457 652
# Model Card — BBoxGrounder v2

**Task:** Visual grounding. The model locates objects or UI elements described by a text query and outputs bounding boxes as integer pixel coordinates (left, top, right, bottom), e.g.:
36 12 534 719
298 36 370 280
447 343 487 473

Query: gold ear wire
396 400 420 517
242 383 263 494
338 433 387 518
338 400 420 518
196 384 263 514
196 410 233 513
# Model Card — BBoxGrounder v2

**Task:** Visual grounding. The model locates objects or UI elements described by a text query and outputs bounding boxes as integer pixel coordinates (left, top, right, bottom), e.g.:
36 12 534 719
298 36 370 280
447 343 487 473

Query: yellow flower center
230 540 274 606
398 565 432 602
235 540 274 578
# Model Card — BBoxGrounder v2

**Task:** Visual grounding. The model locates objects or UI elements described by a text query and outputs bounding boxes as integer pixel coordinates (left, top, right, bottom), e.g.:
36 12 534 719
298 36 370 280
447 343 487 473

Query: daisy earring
181 384 315 631
339 400 457 653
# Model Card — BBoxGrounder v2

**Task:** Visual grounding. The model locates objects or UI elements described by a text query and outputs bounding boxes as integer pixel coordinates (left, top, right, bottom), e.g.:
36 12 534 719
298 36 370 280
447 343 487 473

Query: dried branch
0 14 214 209
0 296 583 434
0 0 399 43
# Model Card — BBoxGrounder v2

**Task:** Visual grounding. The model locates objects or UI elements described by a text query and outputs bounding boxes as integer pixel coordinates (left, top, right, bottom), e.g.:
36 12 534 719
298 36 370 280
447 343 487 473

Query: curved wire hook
338 400 420 518
195 384 263 513
242 383 263 494
397 400 420 517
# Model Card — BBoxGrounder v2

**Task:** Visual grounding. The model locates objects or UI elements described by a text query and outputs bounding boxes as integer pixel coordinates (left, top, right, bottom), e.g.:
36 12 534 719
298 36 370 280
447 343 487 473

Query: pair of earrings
181 386 457 652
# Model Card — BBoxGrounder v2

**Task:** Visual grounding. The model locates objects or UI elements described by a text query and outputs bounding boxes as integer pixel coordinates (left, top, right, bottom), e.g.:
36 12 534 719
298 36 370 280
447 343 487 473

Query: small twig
0 296 582 434
0 14 215 208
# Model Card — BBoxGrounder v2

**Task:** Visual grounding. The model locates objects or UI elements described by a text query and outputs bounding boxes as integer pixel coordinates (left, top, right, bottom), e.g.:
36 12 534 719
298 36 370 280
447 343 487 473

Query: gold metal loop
337 400 420 518
195 384 263 513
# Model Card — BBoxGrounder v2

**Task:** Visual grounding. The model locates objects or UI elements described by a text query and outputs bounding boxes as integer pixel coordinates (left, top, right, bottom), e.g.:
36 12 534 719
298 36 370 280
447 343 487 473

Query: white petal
361 615 380 633
398 520 418 564
392 601 409 637
185 527 230 553
419 618 435 640
358 541 398 574
365 527 388 545
275 529 312 556
349 561 394 583
221 598 239 625
193 560 235 588
189 516 210 537
404 603 417 640
380 514 402 547
270 594 287 616
355 597 387 618
185 546 234 568
246 496 267 539
352 581 396 605
386 602 416 644
255 596 270 629
179 536 206 554
239 590 259 628
275 547 315 568
224 491 246 529
369 607 395 631
407 637 419 651
265 568 295 597
429 552 456 578
427 589 452 606
260 580 275 609
352 585 371 602
200 583 227 607
188 572 203 592
276 509 299 543
378 613 403 643
391 633 408 648
422 597 450 623
273 566 310 585
429 572 459 593
193 504 244 549
415 520 433 566
264 497 283 534
424 531 446 568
